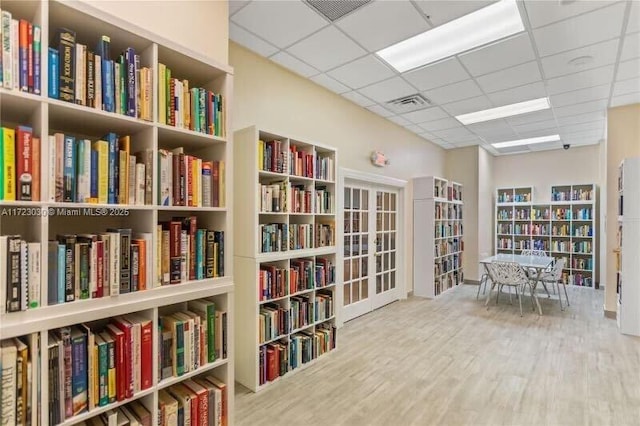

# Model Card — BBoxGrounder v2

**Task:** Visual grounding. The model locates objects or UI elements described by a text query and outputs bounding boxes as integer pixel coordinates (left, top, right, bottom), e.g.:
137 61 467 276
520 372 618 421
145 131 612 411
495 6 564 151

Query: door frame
337 168 407 328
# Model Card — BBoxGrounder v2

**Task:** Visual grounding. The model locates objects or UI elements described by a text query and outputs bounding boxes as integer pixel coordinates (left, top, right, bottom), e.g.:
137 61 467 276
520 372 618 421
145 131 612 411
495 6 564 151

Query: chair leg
529 283 536 311
517 287 523 317
540 280 551 298
496 284 501 304
557 281 563 311
476 274 486 300
563 282 570 307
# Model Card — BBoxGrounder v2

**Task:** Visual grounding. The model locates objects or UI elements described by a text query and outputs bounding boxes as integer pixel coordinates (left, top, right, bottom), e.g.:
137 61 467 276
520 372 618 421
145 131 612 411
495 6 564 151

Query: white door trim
337 168 407 328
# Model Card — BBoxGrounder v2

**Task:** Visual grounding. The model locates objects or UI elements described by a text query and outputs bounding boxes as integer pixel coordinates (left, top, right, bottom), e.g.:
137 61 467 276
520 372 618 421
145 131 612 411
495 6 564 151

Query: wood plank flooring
235 284 640 425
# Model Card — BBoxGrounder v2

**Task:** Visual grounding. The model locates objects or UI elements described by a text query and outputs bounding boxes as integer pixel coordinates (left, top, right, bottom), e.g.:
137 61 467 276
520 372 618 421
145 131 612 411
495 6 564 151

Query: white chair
476 271 490 300
539 258 569 310
522 249 552 297
485 261 534 316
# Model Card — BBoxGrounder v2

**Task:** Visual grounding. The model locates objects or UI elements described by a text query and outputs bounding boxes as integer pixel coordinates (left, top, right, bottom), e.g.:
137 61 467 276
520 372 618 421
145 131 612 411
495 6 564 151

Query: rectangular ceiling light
376 0 524 72
456 97 551 125
492 134 560 149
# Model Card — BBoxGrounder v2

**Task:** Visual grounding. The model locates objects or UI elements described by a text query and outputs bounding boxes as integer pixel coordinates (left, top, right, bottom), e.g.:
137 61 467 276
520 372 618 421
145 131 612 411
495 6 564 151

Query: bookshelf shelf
234 126 337 392
413 176 464 298
494 184 597 288
0 0 235 424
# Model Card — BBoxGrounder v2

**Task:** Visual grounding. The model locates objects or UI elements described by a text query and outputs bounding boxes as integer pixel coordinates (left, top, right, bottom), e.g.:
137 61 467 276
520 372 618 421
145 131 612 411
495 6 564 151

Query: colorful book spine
33 25 41 94
48 47 59 98
53 28 76 102
3 127 16 200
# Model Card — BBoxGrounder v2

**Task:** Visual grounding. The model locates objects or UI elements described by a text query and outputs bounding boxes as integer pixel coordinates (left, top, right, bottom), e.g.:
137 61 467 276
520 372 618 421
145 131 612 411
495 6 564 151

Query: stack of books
0 11 41 94
0 125 41 201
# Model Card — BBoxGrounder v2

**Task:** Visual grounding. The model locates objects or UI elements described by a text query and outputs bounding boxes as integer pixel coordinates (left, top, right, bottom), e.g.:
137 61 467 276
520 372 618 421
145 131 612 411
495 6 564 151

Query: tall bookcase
494 184 597 288
0 0 234 424
413 176 464 298
234 126 338 392
616 157 640 336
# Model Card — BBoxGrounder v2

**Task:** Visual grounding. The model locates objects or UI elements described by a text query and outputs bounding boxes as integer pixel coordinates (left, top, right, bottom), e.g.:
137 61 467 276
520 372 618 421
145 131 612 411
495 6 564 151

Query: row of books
159 299 227 380
259 182 333 214
552 188 594 202
290 295 314 331
158 218 224 285
315 155 334 182
497 210 512 220
51 132 153 204
573 241 593 254
258 258 335 302
50 30 153 120
0 126 41 201
0 334 39 426
514 239 550 251
565 273 593 287
256 140 335 181
447 186 462 202
551 225 570 236
1 236 40 313
571 258 593 271
158 63 225 137
573 225 593 237
158 148 225 208
75 401 151 426
47 230 152 308
259 303 289 343
259 223 336 253
497 238 513 249
434 254 462 276
434 270 463 296
434 238 462 258
258 140 286 174
434 223 463 239
158 375 228 426
289 145 313 178
258 325 336 385
498 192 532 203
0 11 41 94
47 316 153 424
434 204 463 220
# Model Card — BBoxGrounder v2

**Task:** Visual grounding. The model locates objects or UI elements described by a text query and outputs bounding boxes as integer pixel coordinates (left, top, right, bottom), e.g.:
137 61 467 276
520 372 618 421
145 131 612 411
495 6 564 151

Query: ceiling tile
310 74 350 94
229 0 250 16
475 61 542 93
616 58 640 81
512 118 558 133
287 27 367 71
560 120 605 135
432 127 475 142
611 92 640 107
628 1 640 34
560 129 605 141
387 115 412 126
232 1 327 48
431 139 453 149
327 55 396 89
418 131 437 140
442 95 493 116
336 1 430 51
545 65 615 95
553 99 609 118
540 38 619 79
516 128 561 139
418 117 461 132
229 23 279 57
359 77 417 103
487 82 547 106
342 91 376 107
524 0 615 28
613 78 640 96
367 104 395 118
405 124 425 133
415 1 495 27
403 58 470 91
556 111 606 126
453 139 482 148
467 122 518 141
505 109 556 126
459 33 536 77
550 84 611 108
400 107 449 124
422 80 483 105
532 3 626 57
270 51 319 77
621 32 640 61
527 141 563 152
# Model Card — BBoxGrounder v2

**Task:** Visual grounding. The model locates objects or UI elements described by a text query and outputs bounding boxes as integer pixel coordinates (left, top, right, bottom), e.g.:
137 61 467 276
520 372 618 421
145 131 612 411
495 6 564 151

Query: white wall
478 147 494 266
80 0 229 65
230 42 445 294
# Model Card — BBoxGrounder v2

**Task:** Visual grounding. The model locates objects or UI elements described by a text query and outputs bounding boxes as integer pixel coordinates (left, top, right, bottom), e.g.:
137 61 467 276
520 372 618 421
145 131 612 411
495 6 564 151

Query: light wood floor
235 284 640 425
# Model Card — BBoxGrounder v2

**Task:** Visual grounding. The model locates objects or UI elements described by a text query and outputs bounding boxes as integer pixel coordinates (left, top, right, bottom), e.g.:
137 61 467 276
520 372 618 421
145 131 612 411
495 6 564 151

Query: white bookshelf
0 0 234 424
616 157 640 336
234 126 338 392
413 176 464 298
494 184 597 288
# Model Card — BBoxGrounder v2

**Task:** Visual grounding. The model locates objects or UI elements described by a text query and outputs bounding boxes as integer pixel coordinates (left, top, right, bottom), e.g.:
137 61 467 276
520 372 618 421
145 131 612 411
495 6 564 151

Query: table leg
484 263 496 307
532 268 543 315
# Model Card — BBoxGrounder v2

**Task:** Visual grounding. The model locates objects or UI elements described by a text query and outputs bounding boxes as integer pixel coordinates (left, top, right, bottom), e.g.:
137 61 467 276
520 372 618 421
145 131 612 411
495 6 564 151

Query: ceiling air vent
305 0 371 22
385 94 433 114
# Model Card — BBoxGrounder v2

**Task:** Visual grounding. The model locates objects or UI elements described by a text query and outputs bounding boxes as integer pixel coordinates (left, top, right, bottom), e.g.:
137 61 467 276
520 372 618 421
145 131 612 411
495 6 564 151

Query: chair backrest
551 258 566 281
530 249 547 257
490 261 529 286
521 249 533 256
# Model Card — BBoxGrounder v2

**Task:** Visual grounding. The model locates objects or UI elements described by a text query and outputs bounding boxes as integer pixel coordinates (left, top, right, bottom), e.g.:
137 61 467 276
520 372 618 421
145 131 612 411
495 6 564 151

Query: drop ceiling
229 0 640 155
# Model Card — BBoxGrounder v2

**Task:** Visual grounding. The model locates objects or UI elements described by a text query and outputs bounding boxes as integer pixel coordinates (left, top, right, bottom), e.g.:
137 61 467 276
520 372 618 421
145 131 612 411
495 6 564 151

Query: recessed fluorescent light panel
456 97 551 125
492 134 560 149
376 0 524 72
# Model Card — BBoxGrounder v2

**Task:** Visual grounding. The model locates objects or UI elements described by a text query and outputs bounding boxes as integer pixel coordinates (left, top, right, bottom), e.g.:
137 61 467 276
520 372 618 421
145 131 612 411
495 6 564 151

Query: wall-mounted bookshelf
413 176 464 298
616 157 640 336
494 184 597 288
233 126 337 392
0 1 234 424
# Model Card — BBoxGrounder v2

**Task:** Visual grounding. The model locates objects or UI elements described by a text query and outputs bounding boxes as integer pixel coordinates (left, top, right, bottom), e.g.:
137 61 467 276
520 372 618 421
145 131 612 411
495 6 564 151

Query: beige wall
81 0 229 65
605 103 640 312
229 42 446 294
446 147 480 280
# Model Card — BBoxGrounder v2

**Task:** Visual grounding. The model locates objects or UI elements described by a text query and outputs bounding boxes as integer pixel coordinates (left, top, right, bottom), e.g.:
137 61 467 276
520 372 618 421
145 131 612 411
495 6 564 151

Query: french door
342 183 400 322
